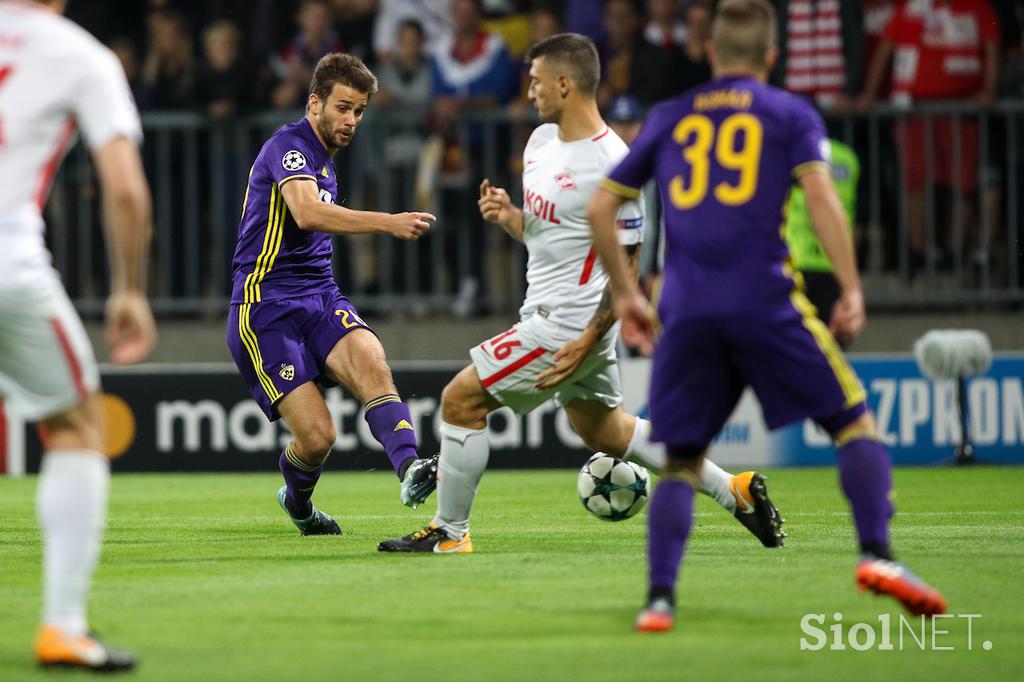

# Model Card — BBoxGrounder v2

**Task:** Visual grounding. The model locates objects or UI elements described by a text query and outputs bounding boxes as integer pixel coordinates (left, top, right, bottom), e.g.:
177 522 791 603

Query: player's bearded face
313 84 368 149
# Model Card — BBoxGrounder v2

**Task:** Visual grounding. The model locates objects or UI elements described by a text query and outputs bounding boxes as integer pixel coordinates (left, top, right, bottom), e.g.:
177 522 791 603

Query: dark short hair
309 53 378 102
525 32 600 98
398 18 424 40
602 0 642 14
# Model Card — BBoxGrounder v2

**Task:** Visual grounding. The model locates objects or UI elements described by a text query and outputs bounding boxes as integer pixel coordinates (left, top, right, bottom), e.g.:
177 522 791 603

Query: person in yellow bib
784 138 860 347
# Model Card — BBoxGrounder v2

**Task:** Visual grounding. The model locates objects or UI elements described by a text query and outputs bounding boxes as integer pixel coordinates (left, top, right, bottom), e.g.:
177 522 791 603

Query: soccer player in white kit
379 33 784 554
0 0 156 671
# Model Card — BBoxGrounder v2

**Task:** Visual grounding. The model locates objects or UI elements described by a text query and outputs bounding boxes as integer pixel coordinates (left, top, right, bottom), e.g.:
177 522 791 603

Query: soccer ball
577 453 650 521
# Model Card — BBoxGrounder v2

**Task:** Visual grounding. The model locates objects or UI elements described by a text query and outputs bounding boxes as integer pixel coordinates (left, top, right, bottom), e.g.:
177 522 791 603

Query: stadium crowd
65 1 1024 116
55 0 1024 314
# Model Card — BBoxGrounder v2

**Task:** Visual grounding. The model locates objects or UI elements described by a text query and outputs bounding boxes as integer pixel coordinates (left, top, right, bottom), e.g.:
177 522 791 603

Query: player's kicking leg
828 412 946 615
564 401 785 548
323 326 438 508
378 364 502 553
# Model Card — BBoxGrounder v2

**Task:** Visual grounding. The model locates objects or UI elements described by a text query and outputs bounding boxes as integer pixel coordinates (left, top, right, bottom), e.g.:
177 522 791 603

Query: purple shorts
227 290 372 420
649 295 867 450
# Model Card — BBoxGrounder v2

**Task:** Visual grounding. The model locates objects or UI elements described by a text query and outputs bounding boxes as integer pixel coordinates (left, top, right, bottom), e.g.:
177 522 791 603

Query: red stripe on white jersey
481 347 547 388
33 118 76 210
578 246 598 285
591 128 609 142
49 316 87 400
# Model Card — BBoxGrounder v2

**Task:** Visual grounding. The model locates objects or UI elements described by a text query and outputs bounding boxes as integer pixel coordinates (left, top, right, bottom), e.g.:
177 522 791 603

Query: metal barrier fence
45 103 1023 316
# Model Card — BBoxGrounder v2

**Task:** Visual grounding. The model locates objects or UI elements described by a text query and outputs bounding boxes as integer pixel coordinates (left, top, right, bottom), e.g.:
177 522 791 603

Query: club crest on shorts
279 364 295 381
282 150 306 171
555 172 576 190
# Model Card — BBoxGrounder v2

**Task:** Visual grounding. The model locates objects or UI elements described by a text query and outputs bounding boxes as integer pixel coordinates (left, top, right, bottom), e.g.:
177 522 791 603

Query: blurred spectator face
605 95 644 143
604 0 639 47
685 1 711 40
298 1 333 43
396 23 424 66
149 12 189 58
452 0 482 37
530 9 562 44
648 0 679 24
527 56 564 124
203 23 240 72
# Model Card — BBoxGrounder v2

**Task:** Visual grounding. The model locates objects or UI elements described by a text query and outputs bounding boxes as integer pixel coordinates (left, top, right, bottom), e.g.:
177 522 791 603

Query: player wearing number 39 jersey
589 0 946 632
379 33 784 555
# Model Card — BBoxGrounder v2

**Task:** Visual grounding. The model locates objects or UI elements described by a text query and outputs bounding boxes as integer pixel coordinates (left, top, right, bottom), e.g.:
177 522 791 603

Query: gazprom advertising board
621 355 1024 467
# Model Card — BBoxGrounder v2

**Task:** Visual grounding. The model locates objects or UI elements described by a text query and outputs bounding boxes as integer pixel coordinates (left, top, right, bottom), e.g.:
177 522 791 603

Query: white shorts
0 269 99 421
469 315 622 415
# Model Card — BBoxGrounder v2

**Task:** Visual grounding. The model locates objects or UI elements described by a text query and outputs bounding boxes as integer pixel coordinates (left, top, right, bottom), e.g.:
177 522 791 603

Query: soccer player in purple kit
227 53 439 535
588 0 947 631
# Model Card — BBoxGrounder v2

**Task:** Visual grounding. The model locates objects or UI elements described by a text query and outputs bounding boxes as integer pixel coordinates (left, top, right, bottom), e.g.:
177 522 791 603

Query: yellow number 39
669 113 763 210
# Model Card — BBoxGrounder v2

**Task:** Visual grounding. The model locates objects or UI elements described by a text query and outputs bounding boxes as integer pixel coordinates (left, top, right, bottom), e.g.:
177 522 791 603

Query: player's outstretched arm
92 136 157 365
478 179 524 242
587 188 655 355
800 168 865 343
281 179 435 240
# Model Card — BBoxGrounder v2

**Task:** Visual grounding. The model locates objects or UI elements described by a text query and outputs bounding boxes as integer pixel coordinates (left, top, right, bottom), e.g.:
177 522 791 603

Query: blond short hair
711 0 777 69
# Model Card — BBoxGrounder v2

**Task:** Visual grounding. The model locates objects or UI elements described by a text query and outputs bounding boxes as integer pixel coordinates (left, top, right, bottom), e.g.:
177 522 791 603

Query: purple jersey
231 118 338 304
602 75 829 321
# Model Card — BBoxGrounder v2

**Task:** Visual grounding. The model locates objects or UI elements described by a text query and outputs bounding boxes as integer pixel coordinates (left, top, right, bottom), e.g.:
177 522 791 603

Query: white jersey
0 1 141 286
519 123 643 331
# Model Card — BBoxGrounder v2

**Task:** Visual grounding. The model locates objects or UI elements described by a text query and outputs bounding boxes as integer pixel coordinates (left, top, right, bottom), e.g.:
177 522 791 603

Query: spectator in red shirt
859 0 1000 269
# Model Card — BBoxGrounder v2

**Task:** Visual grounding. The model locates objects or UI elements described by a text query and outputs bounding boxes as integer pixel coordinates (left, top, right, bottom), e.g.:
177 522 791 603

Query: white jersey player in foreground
379 33 783 554
0 0 156 672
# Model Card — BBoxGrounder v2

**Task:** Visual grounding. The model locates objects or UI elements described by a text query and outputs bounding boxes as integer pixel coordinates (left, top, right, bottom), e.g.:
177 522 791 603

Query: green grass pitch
1 467 1022 681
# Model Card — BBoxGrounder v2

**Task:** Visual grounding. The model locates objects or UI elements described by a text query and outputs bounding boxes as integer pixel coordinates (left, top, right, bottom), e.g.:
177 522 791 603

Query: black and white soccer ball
577 453 650 521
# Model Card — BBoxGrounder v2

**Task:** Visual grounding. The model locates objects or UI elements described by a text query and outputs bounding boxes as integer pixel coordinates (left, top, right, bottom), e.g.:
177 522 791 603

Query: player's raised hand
829 289 866 345
105 291 157 365
387 212 435 240
478 178 513 225
616 291 657 356
534 333 597 390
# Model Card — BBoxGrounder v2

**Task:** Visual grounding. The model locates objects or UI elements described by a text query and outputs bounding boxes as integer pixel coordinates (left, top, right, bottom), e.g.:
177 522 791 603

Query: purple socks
647 478 696 595
837 437 894 558
363 394 418 478
279 444 323 519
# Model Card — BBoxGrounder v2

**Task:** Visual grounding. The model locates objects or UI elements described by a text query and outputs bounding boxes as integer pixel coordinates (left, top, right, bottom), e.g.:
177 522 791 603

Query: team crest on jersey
282 150 307 171
555 172 576 190
279 364 295 381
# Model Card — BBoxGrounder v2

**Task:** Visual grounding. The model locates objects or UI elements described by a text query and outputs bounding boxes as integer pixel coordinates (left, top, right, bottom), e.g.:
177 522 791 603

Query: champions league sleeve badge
282 150 307 171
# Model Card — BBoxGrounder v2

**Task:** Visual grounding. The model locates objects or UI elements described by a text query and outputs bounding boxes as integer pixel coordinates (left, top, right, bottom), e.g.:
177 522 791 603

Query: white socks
434 421 490 539
625 418 737 513
698 458 737 513
36 450 110 636
623 417 667 471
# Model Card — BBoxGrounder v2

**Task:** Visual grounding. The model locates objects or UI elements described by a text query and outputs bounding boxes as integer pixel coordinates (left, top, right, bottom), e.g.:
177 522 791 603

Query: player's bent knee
41 393 105 454
831 411 879 445
665 445 705 472
440 373 491 427
294 427 336 463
